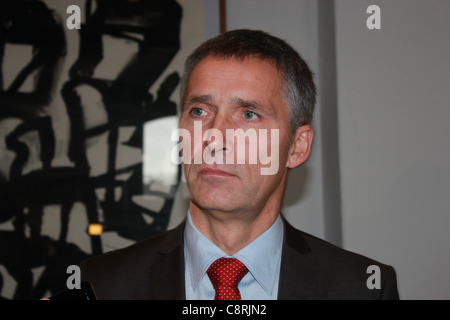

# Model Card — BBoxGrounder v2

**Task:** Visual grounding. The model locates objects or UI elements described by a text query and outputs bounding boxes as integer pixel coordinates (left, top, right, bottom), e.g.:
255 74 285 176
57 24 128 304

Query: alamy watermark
65 264 382 291
367 5 381 30
171 121 280 176
366 265 381 290
65 4 381 31
66 5 81 30
66 265 81 290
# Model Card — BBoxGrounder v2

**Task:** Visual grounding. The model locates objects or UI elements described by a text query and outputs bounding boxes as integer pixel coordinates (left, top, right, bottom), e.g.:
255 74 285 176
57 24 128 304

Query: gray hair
179 29 316 139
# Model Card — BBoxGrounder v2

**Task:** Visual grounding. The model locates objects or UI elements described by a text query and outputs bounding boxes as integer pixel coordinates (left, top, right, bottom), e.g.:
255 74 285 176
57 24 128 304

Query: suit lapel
277 217 319 300
150 220 186 300
147 217 320 300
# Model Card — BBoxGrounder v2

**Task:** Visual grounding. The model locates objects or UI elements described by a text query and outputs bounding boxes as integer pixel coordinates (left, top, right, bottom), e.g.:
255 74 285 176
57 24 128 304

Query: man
80 29 399 300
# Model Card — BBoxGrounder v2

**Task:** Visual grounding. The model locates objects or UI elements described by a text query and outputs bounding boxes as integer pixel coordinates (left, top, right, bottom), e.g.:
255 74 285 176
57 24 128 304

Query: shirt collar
184 210 284 296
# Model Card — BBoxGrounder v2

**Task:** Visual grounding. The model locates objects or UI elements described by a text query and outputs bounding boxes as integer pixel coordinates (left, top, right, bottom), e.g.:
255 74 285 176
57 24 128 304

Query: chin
190 189 241 213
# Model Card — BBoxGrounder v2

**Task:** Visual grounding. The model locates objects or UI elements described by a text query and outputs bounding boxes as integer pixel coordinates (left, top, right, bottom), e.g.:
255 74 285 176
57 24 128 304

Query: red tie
207 257 249 300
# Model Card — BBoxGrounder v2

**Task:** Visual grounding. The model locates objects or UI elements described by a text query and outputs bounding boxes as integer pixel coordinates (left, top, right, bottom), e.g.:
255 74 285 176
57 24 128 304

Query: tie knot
207 258 249 300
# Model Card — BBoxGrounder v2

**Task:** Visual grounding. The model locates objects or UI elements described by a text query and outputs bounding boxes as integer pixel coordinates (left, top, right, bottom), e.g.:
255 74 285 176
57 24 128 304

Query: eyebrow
185 95 213 106
183 94 275 118
229 96 263 111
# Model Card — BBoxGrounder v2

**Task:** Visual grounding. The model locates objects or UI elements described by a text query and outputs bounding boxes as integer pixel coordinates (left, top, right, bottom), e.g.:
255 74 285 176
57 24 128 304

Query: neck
189 197 282 256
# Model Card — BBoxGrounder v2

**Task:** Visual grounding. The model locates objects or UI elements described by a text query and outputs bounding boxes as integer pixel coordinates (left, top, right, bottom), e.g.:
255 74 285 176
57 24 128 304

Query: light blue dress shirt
184 210 284 300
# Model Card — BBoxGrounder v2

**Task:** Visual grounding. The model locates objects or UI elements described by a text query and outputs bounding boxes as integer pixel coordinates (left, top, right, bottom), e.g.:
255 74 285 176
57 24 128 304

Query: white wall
335 0 450 300
225 0 450 299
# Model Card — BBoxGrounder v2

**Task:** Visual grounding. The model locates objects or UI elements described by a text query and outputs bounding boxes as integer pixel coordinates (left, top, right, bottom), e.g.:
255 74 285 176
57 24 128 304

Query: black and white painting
0 0 205 299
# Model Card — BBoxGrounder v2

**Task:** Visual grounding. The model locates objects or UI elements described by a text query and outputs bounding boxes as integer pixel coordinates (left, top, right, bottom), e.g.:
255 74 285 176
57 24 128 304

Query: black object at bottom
49 281 97 300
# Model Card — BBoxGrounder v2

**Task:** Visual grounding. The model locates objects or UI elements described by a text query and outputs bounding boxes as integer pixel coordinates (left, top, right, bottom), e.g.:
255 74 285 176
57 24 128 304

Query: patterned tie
206 257 249 300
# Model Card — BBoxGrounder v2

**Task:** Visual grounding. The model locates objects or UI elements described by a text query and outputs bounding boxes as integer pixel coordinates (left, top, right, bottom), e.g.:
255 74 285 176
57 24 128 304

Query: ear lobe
286 125 314 169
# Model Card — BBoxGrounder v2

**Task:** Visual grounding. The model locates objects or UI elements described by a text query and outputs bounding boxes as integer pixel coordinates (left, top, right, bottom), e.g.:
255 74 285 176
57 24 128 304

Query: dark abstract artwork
0 0 201 299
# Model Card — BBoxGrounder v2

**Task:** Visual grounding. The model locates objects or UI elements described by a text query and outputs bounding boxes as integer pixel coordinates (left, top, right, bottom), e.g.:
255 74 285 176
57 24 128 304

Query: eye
243 111 259 120
191 108 207 117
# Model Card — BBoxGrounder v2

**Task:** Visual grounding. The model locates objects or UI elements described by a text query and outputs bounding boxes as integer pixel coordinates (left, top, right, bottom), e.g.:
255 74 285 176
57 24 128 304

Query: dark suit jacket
80 217 399 300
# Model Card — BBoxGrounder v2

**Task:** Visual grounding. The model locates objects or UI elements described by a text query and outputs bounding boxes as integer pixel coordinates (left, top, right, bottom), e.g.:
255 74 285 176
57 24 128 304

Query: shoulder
283 218 383 269
79 222 185 299
282 219 399 299
300 229 379 267
81 230 168 274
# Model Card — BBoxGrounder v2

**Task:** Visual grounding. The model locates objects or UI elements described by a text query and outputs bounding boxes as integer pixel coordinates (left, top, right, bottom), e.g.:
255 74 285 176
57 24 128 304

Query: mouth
198 167 237 177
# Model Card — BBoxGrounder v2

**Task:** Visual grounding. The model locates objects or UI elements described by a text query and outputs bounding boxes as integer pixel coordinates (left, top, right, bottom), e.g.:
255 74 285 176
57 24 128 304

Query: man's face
179 56 297 217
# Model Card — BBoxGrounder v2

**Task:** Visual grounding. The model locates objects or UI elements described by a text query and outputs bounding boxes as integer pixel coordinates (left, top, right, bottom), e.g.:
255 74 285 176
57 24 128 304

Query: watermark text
171 122 279 176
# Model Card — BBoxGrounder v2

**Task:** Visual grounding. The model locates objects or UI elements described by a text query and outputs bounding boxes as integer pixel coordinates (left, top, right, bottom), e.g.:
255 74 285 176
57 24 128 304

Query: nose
203 113 235 162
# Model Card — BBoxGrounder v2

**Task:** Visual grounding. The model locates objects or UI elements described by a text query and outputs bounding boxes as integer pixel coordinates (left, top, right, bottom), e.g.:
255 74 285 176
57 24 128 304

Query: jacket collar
150 219 186 300
277 216 319 300
150 216 319 300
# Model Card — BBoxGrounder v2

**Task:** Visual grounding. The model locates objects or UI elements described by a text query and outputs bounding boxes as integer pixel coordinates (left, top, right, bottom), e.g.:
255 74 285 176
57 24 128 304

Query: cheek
180 123 205 162
182 163 190 178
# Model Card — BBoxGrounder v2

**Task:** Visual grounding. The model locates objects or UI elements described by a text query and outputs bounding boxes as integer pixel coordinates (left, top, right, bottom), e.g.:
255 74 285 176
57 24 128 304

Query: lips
198 167 236 177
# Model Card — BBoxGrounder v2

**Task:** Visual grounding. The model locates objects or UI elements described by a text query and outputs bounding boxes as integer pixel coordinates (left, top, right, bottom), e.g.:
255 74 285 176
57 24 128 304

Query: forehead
183 56 288 116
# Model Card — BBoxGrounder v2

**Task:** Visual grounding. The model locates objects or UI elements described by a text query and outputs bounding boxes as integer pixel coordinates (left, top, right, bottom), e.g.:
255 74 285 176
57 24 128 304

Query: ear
286 125 314 169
